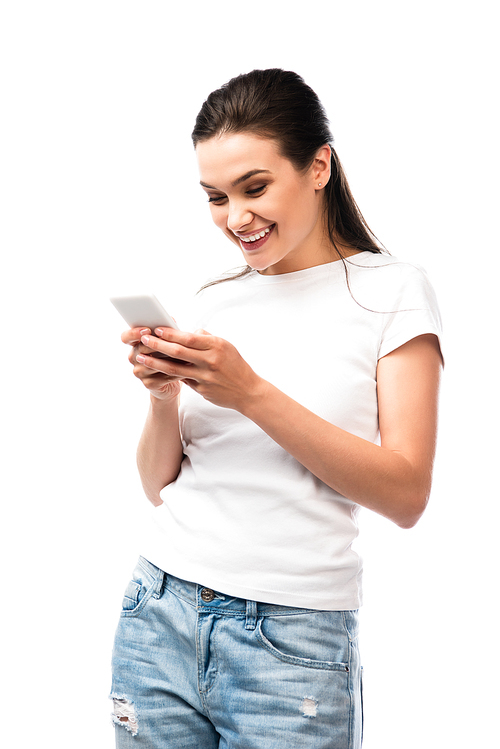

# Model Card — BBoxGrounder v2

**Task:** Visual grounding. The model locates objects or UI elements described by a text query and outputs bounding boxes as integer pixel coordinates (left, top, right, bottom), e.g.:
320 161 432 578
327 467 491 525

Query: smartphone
110 294 181 360
110 294 180 331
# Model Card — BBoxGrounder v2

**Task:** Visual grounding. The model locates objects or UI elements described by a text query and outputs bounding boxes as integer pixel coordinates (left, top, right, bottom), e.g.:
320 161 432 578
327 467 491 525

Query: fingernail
136 355 146 363
139 328 150 335
141 335 150 345
155 328 164 336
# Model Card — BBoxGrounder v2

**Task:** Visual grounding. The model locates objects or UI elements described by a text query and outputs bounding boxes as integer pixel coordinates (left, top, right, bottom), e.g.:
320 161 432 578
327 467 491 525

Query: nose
226 199 253 234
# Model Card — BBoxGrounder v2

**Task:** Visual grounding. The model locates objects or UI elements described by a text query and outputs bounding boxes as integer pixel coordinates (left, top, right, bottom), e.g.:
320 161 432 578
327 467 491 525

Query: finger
122 327 151 345
137 370 181 387
136 352 195 380
132 358 184 383
153 328 213 352
140 333 198 365
146 329 215 365
128 343 156 365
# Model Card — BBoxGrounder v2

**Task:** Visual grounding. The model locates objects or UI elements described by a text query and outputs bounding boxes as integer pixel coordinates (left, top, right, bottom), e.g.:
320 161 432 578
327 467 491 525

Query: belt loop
245 600 257 630
153 568 165 599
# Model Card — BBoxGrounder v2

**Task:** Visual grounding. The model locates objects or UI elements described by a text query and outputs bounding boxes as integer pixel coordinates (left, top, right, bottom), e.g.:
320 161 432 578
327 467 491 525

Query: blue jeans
110 557 363 748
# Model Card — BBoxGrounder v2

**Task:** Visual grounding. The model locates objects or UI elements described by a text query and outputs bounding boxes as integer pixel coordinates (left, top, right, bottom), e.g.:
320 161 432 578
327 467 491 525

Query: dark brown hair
192 69 385 285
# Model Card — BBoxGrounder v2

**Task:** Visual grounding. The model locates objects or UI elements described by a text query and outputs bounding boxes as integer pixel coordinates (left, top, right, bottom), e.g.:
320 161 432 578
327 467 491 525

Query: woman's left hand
137 328 264 412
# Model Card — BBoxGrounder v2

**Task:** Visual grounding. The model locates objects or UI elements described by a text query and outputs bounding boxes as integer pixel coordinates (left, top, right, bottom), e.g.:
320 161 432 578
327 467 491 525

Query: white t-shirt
141 252 443 610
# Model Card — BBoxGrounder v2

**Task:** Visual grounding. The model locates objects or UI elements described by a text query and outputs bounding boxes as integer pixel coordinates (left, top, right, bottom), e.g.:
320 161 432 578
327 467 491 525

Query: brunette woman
110 69 443 749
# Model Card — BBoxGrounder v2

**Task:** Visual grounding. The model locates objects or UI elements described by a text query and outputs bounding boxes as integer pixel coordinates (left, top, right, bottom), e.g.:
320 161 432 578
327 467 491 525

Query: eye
246 185 266 196
206 184 266 204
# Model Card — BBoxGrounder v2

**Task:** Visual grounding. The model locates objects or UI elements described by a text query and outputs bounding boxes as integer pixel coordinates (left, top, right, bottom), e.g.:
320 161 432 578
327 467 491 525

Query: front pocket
119 558 162 618
121 580 142 611
255 619 350 672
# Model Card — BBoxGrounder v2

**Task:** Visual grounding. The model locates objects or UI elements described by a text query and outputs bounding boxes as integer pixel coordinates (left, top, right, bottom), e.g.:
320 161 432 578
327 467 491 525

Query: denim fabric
110 557 363 748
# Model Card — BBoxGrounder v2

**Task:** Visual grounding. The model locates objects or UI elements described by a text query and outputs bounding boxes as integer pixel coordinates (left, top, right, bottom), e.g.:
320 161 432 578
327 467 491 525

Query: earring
318 183 322 187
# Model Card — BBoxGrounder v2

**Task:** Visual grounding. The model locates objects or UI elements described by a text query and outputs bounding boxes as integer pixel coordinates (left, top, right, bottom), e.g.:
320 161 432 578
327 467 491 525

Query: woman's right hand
122 327 182 402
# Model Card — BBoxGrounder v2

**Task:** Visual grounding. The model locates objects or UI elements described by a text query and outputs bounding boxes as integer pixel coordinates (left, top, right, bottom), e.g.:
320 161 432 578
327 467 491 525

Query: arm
241 334 442 528
136 395 184 506
122 327 184 505
139 329 442 527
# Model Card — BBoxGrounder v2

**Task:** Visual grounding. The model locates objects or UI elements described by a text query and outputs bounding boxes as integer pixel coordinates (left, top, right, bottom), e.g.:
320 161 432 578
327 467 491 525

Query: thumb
195 328 211 336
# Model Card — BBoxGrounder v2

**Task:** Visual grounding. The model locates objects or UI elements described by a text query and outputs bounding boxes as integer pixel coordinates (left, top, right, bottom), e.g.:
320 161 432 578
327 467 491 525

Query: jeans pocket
120 557 162 618
255 613 351 672
121 579 142 611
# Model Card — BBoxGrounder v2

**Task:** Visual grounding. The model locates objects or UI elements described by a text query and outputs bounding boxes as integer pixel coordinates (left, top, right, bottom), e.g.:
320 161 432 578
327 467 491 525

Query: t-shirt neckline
248 252 372 284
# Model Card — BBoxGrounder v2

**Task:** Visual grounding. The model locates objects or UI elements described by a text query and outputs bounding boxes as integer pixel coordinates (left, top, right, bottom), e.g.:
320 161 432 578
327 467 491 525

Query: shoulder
348 252 431 283
347 253 440 312
358 256 444 361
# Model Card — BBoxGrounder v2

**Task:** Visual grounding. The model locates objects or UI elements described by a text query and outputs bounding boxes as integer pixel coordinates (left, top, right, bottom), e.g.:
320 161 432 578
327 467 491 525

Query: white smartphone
110 293 180 331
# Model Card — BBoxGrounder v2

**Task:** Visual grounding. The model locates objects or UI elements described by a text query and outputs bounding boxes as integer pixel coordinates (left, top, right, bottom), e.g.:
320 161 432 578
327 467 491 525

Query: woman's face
196 132 332 275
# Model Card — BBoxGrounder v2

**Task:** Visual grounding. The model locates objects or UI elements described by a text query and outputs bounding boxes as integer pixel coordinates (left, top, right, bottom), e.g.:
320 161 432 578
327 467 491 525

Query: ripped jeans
110 557 363 748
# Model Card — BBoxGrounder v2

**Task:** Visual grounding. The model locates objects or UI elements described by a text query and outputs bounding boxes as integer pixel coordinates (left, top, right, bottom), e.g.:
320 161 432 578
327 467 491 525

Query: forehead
196 132 290 186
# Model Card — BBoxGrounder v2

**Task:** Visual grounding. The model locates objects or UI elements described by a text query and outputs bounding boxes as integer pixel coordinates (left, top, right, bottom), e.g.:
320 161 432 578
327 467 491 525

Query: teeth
240 227 271 243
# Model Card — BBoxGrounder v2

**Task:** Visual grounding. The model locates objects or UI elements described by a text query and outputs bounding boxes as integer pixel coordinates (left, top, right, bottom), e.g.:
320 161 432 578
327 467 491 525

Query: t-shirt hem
378 325 444 362
140 547 362 612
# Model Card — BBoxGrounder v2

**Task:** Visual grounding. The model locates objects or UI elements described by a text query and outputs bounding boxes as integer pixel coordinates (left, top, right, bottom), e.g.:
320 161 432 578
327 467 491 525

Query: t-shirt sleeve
377 263 444 362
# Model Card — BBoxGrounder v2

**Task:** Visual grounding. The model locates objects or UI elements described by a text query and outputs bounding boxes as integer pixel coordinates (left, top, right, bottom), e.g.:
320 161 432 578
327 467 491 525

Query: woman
110 69 443 748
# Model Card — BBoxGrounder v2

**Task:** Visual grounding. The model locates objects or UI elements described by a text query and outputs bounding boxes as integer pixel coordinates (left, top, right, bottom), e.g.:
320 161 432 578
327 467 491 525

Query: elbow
389 460 432 529
393 490 429 530
149 496 164 508
140 477 170 507
142 486 164 507
396 514 421 530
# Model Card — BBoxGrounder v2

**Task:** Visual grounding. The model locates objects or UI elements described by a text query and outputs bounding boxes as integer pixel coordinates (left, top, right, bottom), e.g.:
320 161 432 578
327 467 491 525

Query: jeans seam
342 610 358 642
197 614 220 702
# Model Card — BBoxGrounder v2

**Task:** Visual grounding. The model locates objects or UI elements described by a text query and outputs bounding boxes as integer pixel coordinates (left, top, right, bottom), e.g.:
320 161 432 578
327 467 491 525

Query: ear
311 144 331 190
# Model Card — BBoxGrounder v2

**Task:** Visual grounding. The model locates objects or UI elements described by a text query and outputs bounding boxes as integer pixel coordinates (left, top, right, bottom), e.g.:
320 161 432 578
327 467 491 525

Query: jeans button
200 588 215 603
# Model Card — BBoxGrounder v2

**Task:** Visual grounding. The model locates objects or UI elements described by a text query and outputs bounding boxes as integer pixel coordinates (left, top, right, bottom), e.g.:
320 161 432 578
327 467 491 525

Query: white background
1 1 498 746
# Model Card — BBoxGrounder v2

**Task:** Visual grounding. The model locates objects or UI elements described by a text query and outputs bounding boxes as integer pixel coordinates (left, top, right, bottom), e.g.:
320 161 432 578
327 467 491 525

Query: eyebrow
200 169 271 190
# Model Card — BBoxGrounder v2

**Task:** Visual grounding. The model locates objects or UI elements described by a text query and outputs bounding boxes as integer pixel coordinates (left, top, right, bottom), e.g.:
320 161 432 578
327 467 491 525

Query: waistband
139 556 319 623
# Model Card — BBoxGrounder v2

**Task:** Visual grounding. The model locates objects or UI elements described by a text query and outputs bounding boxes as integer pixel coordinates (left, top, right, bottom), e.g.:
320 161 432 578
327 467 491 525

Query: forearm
137 329 440 525
137 394 184 506
241 380 430 528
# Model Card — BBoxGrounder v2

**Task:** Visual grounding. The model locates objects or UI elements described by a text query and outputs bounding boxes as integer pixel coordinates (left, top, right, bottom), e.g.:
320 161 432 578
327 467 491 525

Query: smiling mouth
238 224 275 250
